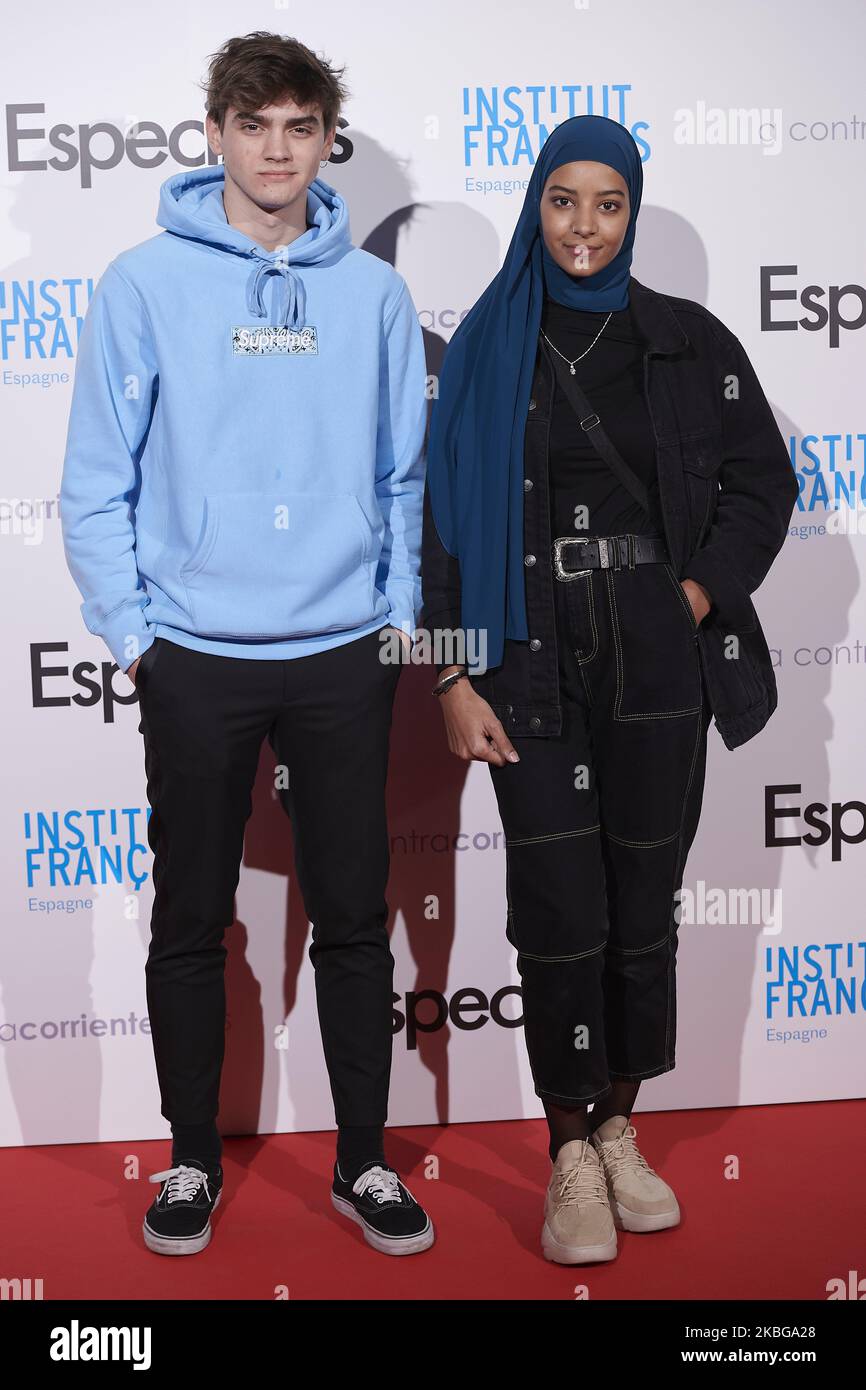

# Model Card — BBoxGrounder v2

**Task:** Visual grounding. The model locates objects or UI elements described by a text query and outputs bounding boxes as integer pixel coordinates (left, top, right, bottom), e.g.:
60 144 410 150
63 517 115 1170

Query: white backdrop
2 0 864 1147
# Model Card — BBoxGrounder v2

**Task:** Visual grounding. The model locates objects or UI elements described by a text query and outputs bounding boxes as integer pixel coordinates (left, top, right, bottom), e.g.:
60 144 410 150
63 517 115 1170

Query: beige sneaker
541 1139 618 1264
590 1115 680 1232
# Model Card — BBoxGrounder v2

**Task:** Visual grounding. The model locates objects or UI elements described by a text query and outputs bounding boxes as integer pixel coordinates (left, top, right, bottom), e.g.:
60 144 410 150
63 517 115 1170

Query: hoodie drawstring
246 256 307 329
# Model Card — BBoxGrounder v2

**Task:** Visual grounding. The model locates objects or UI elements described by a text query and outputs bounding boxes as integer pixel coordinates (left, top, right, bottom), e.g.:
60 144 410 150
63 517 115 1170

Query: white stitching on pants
604 829 680 848
606 934 669 955
517 941 606 963
535 1083 614 1103
506 825 599 847
574 571 598 665
663 706 705 1066
607 1062 674 1082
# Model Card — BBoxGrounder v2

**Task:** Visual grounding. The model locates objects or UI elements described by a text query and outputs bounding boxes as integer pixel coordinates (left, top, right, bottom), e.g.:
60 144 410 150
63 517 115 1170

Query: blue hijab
426 115 644 671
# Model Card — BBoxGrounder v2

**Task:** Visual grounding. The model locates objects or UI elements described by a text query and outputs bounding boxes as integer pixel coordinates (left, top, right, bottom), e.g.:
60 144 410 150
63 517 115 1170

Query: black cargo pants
488 544 712 1105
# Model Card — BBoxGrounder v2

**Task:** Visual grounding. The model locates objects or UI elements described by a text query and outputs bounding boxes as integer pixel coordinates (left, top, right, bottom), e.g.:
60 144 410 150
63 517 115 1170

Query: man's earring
320 159 328 166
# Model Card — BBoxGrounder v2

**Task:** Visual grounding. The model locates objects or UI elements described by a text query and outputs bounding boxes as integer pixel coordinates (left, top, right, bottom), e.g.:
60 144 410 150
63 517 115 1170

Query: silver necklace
541 311 613 374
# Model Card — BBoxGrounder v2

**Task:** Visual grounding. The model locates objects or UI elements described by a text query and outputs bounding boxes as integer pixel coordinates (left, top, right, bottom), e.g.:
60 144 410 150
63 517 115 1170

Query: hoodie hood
155 164 352 328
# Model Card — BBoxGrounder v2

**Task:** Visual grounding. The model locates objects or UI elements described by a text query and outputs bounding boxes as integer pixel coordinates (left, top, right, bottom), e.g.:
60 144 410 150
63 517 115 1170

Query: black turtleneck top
540 295 664 539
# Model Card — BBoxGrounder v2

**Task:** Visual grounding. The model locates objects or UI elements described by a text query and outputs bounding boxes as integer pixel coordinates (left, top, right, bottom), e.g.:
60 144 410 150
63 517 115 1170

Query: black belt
552 533 670 580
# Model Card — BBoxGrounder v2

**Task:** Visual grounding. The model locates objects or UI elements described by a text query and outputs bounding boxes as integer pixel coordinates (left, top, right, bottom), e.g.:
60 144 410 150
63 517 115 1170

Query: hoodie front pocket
180 491 375 639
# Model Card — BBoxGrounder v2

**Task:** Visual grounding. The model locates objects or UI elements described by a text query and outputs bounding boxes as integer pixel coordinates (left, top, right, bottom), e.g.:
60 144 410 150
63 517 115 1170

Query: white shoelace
148 1163 210 1204
353 1165 403 1205
555 1149 610 1208
594 1125 655 1181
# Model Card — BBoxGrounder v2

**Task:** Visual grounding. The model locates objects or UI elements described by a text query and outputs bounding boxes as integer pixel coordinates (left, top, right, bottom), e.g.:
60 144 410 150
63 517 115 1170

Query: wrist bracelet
432 669 469 697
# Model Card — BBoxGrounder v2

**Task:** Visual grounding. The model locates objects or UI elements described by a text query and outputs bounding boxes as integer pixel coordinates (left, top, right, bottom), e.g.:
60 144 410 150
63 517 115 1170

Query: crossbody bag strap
545 340 652 520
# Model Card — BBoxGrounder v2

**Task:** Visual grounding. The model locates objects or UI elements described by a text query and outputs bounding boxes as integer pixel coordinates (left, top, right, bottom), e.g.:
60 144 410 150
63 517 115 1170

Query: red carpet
2 1101 862 1300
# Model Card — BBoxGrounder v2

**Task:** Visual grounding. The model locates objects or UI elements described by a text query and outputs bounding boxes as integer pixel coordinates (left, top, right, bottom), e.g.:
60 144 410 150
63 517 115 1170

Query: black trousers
135 627 401 1131
488 548 712 1106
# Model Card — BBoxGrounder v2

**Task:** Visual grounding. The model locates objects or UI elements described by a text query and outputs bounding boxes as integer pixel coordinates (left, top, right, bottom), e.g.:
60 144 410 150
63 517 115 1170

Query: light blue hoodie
60 165 427 670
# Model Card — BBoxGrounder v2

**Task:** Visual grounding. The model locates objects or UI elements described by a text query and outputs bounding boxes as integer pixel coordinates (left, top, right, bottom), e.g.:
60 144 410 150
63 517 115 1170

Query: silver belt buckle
553 537 592 581
597 537 611 568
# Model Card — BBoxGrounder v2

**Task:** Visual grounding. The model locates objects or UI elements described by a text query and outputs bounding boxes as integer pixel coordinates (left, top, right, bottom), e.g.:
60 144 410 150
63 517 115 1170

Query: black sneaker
330 1160 434 1256
143 1159 223 1256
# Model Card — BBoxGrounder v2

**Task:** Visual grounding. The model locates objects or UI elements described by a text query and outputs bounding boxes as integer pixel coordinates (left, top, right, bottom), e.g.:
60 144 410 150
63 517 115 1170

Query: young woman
422 115 797 1264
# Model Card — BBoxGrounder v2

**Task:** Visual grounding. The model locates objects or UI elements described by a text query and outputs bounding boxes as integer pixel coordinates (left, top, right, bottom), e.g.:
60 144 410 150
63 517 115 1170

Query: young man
59 33 431 1257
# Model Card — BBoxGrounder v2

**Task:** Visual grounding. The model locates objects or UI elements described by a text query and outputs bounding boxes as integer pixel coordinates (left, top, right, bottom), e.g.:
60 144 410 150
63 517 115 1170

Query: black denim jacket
421 276 799 751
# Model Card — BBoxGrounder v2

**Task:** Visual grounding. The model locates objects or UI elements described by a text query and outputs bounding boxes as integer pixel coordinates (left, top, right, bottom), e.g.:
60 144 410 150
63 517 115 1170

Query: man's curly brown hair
201 31 349 134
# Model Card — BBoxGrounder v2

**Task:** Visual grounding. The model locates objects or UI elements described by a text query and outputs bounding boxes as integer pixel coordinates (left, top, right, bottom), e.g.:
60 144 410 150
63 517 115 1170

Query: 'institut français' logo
462 84 651 168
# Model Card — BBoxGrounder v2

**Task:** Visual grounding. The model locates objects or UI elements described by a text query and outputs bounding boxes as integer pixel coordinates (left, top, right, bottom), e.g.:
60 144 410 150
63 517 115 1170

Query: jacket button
524 553 536 567
529 638 541 651
524 477 533 492
528 399 537 411
529 716 541 730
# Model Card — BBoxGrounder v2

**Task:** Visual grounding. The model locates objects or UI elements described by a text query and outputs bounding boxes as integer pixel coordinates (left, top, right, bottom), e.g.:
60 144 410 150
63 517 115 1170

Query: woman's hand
680 578 712 626
437 669 520 767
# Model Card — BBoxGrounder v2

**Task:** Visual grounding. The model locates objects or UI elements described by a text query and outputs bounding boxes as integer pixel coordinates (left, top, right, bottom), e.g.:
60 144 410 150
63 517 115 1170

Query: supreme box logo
232 325 319 355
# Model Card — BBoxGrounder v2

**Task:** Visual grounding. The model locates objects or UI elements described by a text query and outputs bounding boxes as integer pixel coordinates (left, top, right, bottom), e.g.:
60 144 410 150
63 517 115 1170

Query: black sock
542 1099 591 1163
336 1124 385 1180
171 1120 222 1172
